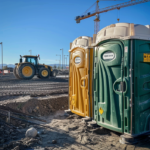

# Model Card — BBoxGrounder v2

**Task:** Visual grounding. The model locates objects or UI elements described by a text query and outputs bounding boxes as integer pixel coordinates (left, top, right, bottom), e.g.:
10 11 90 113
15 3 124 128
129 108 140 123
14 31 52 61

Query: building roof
93 23 150 46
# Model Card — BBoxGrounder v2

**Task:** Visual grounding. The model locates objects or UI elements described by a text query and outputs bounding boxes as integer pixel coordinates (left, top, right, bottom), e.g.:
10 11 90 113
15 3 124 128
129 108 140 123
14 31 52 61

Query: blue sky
0 0 149 65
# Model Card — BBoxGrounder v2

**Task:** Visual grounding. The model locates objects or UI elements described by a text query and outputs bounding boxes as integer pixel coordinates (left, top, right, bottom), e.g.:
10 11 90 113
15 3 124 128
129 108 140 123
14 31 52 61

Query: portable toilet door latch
80 77 87 89
120 81 126 92
113 78 127 94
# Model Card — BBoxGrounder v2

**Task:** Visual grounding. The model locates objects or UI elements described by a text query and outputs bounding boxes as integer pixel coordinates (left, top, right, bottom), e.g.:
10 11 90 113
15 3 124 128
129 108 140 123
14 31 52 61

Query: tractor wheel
39 68 50 79
52 70 57 77
13 66 21 79
17 64 35 80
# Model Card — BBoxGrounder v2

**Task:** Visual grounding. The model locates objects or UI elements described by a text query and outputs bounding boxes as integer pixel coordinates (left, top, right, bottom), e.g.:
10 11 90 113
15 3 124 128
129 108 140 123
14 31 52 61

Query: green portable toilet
93 23 150 138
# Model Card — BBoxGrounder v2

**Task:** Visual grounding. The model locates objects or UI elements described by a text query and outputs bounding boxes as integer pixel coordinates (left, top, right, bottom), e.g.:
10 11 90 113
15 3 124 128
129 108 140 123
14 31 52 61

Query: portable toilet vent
68 36 94 118
93 23 150 136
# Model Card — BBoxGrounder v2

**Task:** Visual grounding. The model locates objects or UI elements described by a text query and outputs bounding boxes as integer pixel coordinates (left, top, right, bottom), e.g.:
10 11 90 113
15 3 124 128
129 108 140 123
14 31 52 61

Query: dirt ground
0 76 150 150
0 94 150 150
0 95 68 116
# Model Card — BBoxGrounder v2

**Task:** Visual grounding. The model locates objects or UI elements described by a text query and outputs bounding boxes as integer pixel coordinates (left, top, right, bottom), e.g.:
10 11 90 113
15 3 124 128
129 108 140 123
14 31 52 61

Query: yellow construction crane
75 0 150 34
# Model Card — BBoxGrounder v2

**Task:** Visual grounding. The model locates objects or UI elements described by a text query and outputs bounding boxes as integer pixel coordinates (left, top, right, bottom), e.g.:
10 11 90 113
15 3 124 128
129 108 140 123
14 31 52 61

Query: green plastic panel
94 40 125 133
133 40 150 135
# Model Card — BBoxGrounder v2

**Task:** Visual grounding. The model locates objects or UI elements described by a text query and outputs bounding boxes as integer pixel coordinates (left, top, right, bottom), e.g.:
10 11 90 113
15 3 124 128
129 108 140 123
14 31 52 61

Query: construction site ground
0 73 150 150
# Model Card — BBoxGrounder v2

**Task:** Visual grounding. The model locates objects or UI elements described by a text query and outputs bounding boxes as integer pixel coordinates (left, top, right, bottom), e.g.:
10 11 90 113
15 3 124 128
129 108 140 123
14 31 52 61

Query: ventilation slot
125 97 127 109
125 117 127 126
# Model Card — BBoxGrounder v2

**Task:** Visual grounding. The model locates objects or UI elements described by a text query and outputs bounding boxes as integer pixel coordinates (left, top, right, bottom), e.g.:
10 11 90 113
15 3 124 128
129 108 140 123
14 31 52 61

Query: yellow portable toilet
68 36 95 118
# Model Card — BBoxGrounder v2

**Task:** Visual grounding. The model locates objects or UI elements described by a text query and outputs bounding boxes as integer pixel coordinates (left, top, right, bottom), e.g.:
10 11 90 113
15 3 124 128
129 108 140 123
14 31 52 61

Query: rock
41 135 47 138
28 108 32 113
68 124 78 131
63 126 69 132
3 144 7 148
12 146 20 150
52 140 57 144
81 136 89 144
0 139 4 144
19 126 23 129
11 132 16 136
12 136 18 140
36 106 39 110
47 141 51 144
10 129 14 133
77 135 82 143
38 141 42 145
5 130 10 135
64 112 69 117
25 127 37 138
39 129 45 134
71 145 79 149
33 109 37 112
21 124 26 128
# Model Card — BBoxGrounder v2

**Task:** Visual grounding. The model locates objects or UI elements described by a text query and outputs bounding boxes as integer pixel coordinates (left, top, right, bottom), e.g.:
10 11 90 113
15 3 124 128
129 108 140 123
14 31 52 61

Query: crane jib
75 0 150 21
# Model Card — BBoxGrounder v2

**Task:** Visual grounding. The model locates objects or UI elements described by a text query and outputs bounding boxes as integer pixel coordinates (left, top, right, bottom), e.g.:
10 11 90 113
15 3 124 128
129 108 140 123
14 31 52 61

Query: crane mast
94 0 100 34
75 0 150 34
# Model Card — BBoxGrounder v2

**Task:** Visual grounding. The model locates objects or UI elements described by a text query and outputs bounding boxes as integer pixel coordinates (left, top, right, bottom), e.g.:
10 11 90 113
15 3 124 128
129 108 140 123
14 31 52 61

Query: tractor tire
17 63 35 80
52 70 57 77
13 66 21 79
39 68 50 79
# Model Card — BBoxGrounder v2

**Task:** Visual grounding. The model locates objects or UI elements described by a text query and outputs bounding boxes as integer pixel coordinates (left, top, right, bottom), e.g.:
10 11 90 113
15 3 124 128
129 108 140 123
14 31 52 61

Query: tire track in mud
0 78 68 96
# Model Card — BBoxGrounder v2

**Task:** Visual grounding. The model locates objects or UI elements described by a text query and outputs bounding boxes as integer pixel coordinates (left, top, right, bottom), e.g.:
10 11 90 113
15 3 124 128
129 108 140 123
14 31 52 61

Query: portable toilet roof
93 23 150 46
69 36 93 51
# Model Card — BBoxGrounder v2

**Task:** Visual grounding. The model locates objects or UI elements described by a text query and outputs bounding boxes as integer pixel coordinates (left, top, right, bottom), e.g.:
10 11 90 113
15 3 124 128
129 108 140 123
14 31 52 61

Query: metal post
60 49 63 70
56 54 61 69
1 43 3 72
59 55 61 69
64 55 69 69
66 55 69 68
29 50 32 55
64 55 66 69
55 60 59 69
0 42 3 71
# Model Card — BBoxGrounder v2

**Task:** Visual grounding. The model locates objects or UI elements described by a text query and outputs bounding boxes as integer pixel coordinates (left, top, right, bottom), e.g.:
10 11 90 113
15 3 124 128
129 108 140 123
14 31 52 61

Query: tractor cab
20 55 40 65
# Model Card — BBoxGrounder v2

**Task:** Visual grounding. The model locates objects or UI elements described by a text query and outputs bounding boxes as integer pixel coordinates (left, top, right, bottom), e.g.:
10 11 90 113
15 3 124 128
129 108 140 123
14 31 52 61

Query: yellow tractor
13 55 58 80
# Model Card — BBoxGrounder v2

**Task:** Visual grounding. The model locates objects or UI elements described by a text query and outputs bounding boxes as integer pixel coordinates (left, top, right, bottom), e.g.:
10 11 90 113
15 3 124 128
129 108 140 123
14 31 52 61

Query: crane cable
81 1 97 16
117 8 120 22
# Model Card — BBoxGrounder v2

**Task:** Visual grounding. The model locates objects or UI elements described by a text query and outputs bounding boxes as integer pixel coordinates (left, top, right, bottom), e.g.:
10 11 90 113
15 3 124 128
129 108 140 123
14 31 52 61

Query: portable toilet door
94 39 125 133
93 23 150 136
69 36 93 118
